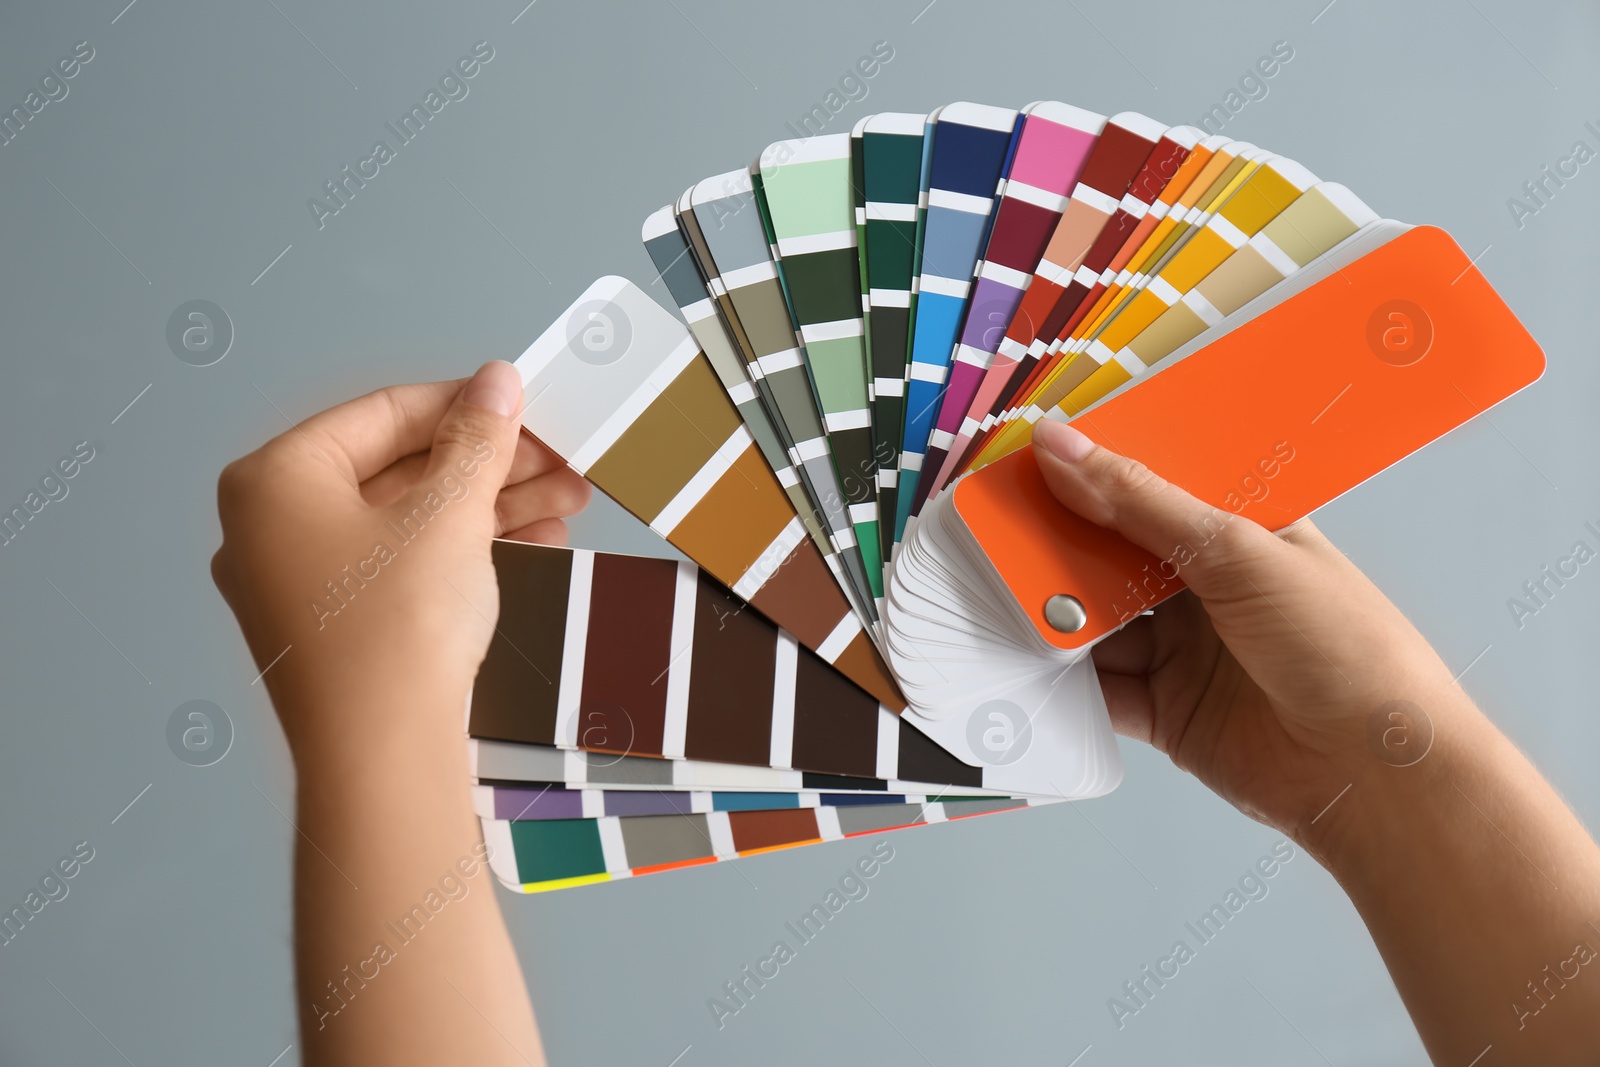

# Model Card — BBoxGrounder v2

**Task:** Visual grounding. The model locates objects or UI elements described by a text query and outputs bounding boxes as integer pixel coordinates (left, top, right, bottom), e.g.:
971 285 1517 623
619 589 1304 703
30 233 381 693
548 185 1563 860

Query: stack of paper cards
478 101 1544 893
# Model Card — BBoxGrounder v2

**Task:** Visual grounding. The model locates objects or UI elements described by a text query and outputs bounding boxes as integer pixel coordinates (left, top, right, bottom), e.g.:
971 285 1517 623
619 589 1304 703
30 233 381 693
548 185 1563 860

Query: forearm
290 691 544 1066
1305 693 1600 1064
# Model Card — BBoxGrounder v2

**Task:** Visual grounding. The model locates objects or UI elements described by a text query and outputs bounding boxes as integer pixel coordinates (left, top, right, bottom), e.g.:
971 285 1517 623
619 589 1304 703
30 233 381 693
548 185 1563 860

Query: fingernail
462 360 522 419
1034 419 1095 463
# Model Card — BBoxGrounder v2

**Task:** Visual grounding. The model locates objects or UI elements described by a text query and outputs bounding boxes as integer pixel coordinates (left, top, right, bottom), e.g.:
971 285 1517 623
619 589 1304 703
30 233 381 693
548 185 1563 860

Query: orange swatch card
952 225 1546 652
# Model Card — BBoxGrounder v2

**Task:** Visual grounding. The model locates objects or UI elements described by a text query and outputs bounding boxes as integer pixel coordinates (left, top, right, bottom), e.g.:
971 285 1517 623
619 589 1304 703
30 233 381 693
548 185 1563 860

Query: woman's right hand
1034 416 1600 1064
1031 418 1471 845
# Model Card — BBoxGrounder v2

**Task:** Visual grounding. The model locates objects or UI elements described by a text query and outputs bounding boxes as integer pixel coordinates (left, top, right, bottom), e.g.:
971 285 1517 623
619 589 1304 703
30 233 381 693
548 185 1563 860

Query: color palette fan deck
473 100 1543 893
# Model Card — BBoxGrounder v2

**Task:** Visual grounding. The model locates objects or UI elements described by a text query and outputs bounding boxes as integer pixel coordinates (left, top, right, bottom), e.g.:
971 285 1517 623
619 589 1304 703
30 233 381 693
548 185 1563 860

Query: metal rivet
1044 594 1087 633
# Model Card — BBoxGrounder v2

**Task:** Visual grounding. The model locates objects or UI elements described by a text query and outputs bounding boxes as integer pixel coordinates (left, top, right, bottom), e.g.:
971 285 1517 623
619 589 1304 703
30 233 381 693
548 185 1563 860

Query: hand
212 361 568 1064
1034 418 1600 1063
1031 418 1469 841
211 360 590 764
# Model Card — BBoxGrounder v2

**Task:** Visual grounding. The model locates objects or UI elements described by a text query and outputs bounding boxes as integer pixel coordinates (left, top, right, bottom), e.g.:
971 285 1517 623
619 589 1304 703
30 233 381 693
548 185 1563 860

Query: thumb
417 360 522 533
1031 418 1291 601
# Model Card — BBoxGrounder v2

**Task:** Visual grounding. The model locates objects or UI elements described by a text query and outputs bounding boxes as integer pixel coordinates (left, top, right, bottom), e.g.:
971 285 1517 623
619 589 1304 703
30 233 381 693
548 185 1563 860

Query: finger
1277 519 1355 573
416 361 523 536
507 432 569 485
1274 516 1323 548
1090 617 1155 677
360 451 429 508
293 378 467 485
1031 419 1294 602
500 518 569 546
361 422 570 511
1096 671 1157 746
492 469 592 537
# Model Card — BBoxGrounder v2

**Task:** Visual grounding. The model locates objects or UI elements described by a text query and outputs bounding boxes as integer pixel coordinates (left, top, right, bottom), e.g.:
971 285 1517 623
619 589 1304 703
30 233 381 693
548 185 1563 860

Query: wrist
293 722 477 851
1293 689 1498 883
278 681 474 779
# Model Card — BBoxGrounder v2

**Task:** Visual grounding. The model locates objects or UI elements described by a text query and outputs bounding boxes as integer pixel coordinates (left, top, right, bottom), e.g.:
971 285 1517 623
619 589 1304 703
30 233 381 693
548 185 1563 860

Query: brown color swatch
684 575 778 766
579 553 677 757
831 634 902 710
747 540 844 650
469 541 569 745
668 443 793 577
895 718 984 787
791 648 879 779
728 808 821 852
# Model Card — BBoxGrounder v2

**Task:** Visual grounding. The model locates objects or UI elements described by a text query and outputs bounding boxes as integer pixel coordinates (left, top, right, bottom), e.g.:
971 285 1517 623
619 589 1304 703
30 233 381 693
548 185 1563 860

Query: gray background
0 0 1595 1063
